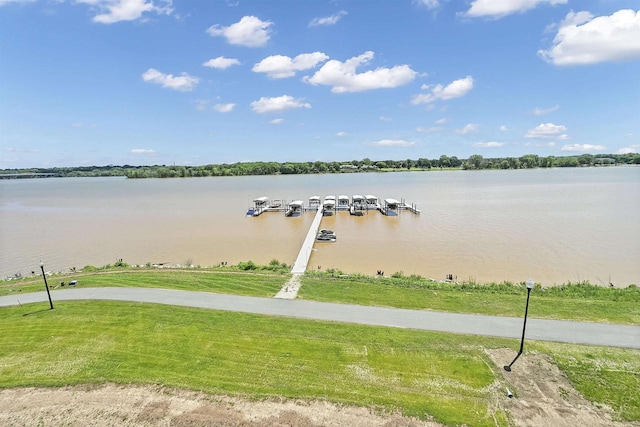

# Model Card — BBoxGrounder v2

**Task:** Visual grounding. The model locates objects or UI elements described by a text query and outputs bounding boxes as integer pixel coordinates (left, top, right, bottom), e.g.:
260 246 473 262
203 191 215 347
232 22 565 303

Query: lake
1 167 638 286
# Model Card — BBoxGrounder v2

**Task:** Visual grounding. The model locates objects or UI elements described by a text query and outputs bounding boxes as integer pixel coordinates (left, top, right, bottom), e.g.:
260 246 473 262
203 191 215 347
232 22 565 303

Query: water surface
1 167 638 286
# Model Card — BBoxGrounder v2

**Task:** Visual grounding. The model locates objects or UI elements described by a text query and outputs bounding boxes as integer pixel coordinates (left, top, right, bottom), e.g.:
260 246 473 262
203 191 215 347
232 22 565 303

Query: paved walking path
1 287 638 349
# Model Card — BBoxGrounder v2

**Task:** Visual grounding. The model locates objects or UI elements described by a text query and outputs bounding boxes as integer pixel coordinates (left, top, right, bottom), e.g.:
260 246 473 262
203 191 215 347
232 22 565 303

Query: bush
237 261 258 271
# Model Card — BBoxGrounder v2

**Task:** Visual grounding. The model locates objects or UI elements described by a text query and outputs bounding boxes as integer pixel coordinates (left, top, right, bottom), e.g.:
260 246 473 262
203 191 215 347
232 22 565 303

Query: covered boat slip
285 200 304 217
249 195 419 217
337 195 350 210
379 198 421 216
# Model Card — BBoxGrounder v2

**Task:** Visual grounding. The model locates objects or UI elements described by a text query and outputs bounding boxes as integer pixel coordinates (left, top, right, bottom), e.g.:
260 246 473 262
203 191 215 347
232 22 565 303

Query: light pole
504 279 534 372
39 261 54 310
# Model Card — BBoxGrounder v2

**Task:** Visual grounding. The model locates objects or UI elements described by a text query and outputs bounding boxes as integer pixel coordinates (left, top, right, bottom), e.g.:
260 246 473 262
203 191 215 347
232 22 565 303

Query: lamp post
504 279 534 372
39 261 54 310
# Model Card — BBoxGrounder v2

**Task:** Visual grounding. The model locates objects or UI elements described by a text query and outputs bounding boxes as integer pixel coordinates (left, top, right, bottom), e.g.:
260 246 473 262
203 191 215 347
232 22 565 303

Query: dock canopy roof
253 196 269 203
352 195 365 201
289 200 304 207
309 196 320 202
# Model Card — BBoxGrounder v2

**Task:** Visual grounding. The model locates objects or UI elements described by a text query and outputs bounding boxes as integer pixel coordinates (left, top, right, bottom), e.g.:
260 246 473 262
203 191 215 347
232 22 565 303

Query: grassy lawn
533 341 640 421
298 273 640 324
0 269 286 298
3 267 638 324
2 300 639 425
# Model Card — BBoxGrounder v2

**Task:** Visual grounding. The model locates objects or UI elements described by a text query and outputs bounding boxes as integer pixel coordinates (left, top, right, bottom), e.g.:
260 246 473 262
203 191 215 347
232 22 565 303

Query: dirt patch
487 348 633 427
0 383 441 427
1 351 637 426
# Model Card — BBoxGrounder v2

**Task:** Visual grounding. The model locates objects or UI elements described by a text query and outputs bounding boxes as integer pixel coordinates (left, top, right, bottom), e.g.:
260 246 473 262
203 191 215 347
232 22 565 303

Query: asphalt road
1 287 638 349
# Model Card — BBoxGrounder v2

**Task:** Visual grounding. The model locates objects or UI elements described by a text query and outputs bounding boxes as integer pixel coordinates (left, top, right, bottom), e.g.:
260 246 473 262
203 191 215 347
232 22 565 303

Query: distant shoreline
1 153 637 180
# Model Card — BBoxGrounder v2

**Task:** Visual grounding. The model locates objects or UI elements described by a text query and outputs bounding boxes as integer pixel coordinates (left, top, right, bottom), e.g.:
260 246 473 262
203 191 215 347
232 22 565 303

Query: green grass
1 300 508 426
4 268 638 324
0 269 285 298
534 342 640 421
298 274 640 324
1 301 638 424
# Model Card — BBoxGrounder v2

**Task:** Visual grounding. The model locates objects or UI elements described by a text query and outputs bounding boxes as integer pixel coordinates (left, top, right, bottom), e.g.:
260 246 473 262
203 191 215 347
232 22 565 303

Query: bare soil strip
2 349 636 426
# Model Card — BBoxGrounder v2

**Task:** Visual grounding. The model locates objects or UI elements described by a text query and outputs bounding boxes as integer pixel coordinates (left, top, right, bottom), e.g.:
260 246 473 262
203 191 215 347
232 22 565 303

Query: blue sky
1 0 639 168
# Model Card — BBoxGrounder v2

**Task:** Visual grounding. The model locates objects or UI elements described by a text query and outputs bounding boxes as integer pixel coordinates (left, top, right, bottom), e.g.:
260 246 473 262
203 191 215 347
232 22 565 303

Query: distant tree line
460 153 639 170
1 153 638 179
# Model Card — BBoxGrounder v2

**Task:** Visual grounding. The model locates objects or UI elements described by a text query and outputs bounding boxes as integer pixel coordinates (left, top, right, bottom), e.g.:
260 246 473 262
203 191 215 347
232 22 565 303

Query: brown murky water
1 168 638 286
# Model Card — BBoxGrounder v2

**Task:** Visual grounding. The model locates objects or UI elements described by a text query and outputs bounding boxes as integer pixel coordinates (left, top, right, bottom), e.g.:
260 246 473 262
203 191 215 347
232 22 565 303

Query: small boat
317 228 336 242
316 233 336 242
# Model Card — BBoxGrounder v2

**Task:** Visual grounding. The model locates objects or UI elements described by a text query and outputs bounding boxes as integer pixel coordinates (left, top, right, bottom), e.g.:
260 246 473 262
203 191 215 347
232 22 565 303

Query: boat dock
378 198 421 216
266 194 419 299
248 195 420 217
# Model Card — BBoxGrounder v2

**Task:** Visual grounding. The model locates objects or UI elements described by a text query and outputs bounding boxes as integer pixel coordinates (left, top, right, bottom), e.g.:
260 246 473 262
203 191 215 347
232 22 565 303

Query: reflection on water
1 168 639 286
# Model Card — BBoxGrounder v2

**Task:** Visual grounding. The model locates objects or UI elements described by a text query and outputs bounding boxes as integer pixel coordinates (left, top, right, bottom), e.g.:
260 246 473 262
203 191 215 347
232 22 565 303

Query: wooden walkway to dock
291 208 324 274
276 208 324 299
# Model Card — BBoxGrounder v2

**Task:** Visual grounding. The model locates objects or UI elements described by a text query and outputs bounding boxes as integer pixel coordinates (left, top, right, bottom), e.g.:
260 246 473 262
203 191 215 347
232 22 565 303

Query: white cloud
213 103 235 113
561 144 605 152
532 105 559 115
206 16 273 47
416 126 443 133
435 118 447 125
336 131 348 137
472 141 504 148
270 118 284 124
77 0 173 24
250 95 311 114
304 51 417 93
379 116 392 122
539 9 640 66
366 139 416 147
253 52 329 79
142 68 199 91
309 10 347 27
0 0 35 6
4 146 39 153
525 122 567 139
462 0 567 20
131 148 157 155
203 56 240 70
499 125 508 131
195 100 209 111
524 141 556 147
617 146 638 154
411 76 474 104
454 123 478 134
415 0 440 10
